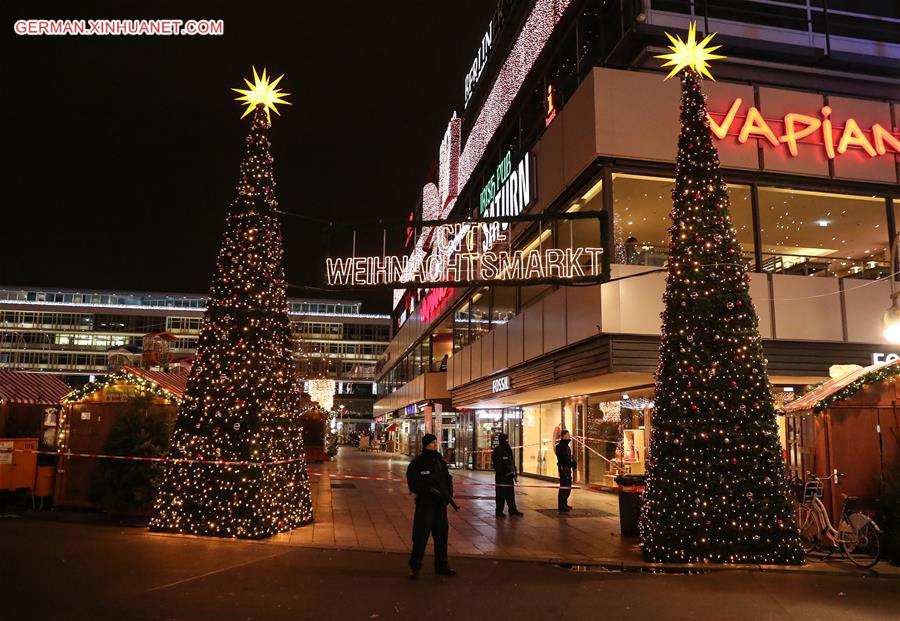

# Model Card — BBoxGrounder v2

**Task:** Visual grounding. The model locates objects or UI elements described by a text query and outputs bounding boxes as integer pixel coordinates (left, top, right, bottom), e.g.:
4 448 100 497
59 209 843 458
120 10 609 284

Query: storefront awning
385 423 399 432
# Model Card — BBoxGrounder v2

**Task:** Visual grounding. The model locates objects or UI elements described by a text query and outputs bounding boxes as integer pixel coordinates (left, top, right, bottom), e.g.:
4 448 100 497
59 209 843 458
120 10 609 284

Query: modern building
374 0 900 484
0 287 391 405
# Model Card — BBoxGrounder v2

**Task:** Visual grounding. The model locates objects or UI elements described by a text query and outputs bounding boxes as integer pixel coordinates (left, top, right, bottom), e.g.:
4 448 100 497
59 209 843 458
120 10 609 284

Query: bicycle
796 471 882 568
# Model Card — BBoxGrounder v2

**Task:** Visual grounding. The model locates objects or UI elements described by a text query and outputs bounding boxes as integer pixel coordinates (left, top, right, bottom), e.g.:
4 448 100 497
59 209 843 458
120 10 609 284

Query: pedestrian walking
555 430 576 512
491 433 523 518
406 433 459 578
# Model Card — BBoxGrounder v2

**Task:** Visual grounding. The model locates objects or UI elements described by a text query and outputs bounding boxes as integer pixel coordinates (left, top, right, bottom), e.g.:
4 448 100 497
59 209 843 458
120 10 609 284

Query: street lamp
883 233 900 343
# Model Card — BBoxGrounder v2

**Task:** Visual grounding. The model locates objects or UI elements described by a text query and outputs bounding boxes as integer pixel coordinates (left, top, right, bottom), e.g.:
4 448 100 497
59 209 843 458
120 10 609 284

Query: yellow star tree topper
232 67 291 122
656 21 726 81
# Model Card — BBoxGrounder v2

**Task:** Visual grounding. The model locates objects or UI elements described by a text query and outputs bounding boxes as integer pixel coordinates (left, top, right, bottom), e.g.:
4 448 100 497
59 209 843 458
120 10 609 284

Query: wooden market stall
0 371 71 498
0 370 70 441
782 360 900 523
55 367 186 508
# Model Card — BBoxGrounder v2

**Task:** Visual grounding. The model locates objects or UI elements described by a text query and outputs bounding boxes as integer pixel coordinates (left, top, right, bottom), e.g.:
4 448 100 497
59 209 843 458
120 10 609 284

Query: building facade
374 0 900 480
0 287 390 405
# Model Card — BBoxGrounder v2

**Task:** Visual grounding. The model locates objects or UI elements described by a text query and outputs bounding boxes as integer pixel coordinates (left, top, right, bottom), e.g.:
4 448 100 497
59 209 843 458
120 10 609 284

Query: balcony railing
647 0 899 58
618 245 891 280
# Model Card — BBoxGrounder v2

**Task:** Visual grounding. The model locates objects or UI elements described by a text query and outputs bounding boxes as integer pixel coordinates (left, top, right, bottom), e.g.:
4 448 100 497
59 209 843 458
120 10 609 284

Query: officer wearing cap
406 433 459 578
491 433 523 517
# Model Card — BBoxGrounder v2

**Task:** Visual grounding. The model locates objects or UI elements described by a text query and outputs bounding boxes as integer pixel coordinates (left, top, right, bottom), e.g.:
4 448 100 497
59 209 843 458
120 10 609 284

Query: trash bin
614 474 646 537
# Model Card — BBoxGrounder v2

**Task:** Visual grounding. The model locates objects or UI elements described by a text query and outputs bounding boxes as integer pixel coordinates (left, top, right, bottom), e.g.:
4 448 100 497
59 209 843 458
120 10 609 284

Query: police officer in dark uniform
406 433 459 578
491 433 523 517
555 430 576 512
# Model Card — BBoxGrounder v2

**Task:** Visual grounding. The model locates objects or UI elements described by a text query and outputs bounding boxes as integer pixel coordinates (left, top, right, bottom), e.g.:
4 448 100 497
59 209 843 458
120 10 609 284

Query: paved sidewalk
265 448 900 578
271 447 632 564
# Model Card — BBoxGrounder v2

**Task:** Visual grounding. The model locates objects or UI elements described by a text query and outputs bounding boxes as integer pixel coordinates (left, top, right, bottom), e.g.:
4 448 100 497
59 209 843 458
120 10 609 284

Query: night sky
6 1 497 312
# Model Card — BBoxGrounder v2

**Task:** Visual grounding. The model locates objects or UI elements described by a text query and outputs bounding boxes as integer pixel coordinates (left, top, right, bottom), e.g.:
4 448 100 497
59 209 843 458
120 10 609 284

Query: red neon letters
708 98 900 160
420 287 452 323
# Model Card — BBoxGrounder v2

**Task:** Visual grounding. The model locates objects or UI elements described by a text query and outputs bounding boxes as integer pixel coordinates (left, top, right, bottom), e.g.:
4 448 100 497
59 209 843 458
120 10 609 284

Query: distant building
0 287 391 404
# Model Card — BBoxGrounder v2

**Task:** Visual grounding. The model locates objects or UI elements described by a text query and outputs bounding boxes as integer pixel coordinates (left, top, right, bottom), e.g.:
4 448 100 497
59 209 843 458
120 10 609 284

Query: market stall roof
782 359 900 414
0 370 71 405
63 366 188 403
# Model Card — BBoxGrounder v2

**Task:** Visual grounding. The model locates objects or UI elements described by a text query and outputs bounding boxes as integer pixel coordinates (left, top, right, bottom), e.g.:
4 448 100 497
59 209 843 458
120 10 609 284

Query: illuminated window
612 174 754 267
453 301 470 352
560 177 603 251
521 401 563 476
758 188 888 279
469 288 491 342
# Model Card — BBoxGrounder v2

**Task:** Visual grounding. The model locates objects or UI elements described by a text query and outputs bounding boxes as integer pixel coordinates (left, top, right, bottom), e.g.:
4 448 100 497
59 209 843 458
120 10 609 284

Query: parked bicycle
796 471 882 568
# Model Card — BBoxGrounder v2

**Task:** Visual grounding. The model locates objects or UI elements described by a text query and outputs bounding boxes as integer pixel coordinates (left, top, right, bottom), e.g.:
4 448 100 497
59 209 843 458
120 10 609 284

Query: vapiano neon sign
708 99 900 159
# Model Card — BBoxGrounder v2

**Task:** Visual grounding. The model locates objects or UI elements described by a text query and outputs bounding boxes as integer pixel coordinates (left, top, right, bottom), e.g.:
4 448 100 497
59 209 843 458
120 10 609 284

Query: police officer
406 433 459 578
491 433 523 518
555 430 576 512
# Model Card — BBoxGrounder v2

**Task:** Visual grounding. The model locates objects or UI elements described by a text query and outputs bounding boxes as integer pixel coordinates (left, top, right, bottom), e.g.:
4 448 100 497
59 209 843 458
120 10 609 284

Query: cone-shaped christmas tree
640 27 803 564
151 69 313 538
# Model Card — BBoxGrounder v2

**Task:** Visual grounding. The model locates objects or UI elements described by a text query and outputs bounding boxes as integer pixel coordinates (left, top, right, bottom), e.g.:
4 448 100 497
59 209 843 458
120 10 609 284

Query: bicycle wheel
797 505 819 553
842 519 881 568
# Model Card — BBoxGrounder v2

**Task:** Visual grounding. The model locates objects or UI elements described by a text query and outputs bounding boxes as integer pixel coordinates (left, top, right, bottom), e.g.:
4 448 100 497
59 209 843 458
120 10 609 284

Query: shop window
504 407 523 468
412 344 423 380
469 288 491 343
612 174 753 268
584 398 621 487
559 177 603 251
473 410 504 470
519 223 555 309
582 395 654 486
420 338 431 374
758 187 888 279
452 301 470 352
522 401 563 476
491 286 517 326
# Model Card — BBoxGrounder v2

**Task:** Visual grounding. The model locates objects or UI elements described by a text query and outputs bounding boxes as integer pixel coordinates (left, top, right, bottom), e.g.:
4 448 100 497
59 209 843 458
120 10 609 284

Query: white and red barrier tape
7 447 581 490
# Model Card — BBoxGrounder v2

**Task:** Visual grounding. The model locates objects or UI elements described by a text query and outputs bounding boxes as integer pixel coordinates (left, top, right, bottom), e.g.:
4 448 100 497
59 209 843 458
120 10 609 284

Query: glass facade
522 401 564 476
758 188 888 279
612 174 754 267
492 392 654 485
0 288 390 380
381 174 896 403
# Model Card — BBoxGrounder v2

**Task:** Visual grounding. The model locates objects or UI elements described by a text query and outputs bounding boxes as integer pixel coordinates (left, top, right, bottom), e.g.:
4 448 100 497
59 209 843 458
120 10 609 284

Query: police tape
571 435 617 465
9 447 307 467
307 470 579 490
7 447 581 490
463 439 553 454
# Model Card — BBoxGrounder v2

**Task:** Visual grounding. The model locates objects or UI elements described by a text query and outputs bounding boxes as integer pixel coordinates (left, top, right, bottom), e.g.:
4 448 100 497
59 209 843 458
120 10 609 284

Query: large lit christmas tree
639 26 803 564
151 68 314 538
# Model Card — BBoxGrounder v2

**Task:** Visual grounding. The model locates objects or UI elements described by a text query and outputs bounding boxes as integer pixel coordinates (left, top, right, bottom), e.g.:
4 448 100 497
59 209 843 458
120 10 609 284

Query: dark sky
6 1 497 312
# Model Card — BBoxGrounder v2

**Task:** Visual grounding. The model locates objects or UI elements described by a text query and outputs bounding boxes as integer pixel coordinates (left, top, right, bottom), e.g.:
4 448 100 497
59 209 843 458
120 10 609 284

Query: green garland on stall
63 369 181 405
813 363 900 413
